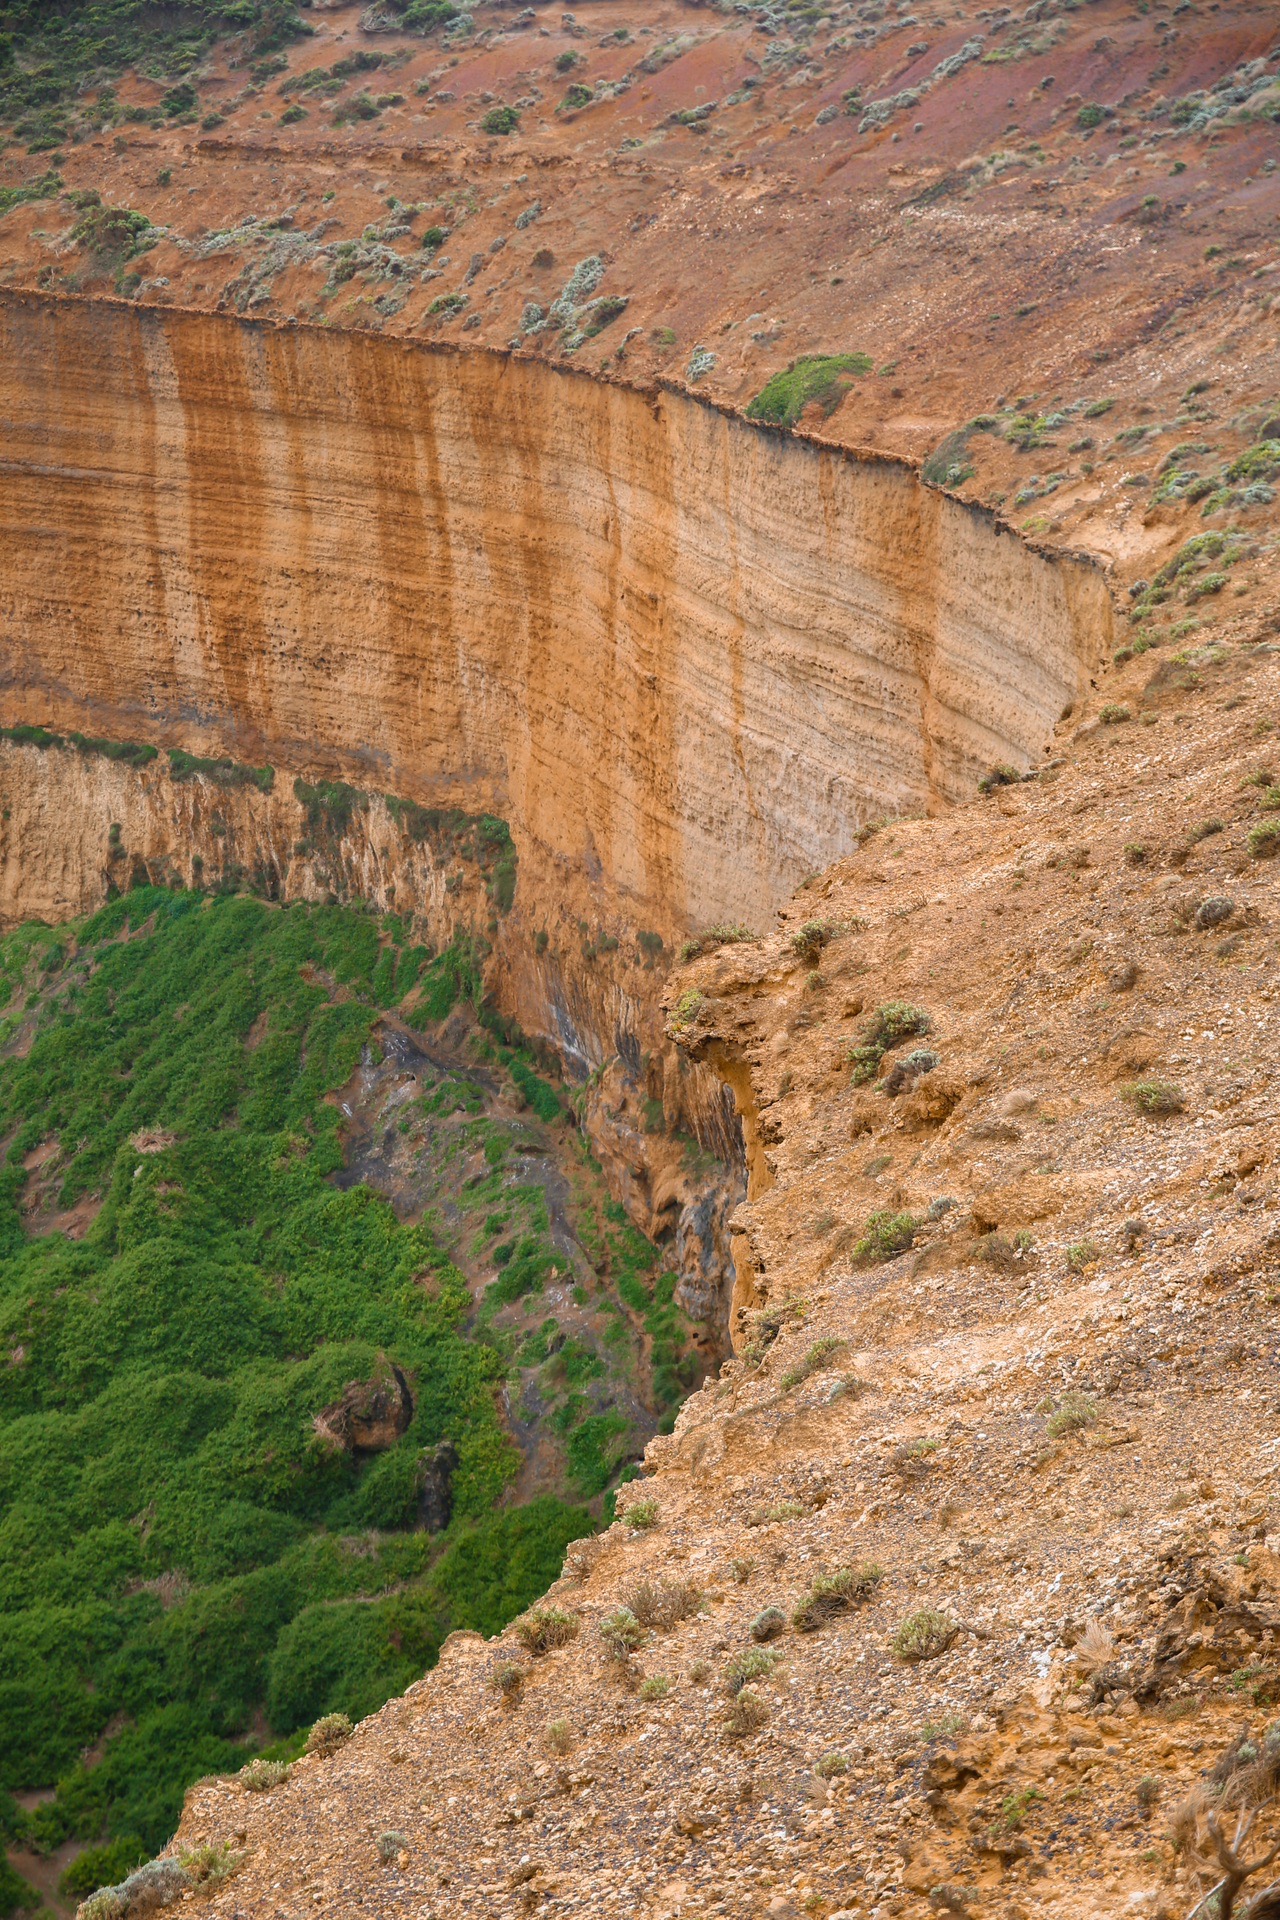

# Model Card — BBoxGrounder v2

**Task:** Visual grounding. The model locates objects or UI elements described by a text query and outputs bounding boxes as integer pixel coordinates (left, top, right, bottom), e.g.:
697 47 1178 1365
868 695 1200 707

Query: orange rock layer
0 289 1112 944
0 289 1112 1312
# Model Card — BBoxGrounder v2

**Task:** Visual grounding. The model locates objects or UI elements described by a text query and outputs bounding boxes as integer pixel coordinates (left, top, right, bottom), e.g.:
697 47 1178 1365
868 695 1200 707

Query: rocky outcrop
313 1357 414 1454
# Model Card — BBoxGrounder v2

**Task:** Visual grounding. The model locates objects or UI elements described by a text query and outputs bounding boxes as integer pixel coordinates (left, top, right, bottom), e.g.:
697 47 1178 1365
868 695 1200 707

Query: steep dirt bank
170 576 1280 1920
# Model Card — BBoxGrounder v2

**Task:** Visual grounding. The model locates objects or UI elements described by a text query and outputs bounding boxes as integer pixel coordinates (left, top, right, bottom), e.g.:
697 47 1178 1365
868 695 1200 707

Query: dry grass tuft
1072 1618 1117 1674
627 1579 702 1632
515 1605 580 1655
793 1564 884 1632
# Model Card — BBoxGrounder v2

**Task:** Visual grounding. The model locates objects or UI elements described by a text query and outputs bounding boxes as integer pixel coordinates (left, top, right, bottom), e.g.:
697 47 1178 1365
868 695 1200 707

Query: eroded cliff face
0 732 743 1328
0 288 1111 1329
0 291 1110 928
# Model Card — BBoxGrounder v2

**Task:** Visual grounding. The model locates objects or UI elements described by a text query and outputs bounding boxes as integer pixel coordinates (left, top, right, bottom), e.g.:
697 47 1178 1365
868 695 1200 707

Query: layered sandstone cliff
0 290 1110 941
0 289 1110 1325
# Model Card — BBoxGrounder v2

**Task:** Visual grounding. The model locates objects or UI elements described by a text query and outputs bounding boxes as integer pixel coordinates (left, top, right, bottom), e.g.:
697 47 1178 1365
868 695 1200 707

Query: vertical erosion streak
0 294 1112 942
171 311 272 749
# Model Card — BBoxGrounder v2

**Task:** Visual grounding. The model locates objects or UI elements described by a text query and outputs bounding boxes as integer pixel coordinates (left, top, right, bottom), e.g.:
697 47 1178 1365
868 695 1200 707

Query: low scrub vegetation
853 1209 918 1264
1122 1078 1187 1116
848 1002 932 1085
1042 1391 1099 1438
515 1605 580 1655
893 1608 959 1663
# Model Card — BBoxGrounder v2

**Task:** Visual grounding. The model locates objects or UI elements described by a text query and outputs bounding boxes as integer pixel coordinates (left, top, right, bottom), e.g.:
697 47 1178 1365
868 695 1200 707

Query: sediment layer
0 289 1111 941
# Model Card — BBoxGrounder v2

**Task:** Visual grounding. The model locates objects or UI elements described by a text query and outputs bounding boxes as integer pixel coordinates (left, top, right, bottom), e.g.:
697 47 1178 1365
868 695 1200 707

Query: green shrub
848 1001 931 1083
71 204 152 267
481 105 519 135
71 733 158 768
745 354 874 429
622 1496 659 1531
488 1660 526 1699
639 1674 671 1700
306 1712 353 1757
779 1337 847 1390
749 1606 786 1642
724 1685 770 1736
0 170 63 214
893 1608 958 1663
1043 1391 1098 1438
239 1757 290 1792
1249 821 1280 860
788 919 833 963
814 1751 849 1778
173 748 273 792
723 1646 780 1695
599 1608 645 1659
1121 1078 1186 1115
403 0 462 26
1226 440 1280 484
853 1210 917 1264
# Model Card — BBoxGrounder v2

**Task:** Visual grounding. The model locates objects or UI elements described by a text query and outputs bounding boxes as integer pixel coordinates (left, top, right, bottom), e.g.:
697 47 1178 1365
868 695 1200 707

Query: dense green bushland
0 0 465 151
0 1 311 130
0 889 591 1888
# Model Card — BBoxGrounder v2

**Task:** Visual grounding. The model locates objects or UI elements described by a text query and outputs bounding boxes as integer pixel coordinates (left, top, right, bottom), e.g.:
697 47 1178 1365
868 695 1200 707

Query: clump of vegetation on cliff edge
745 354 874 430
